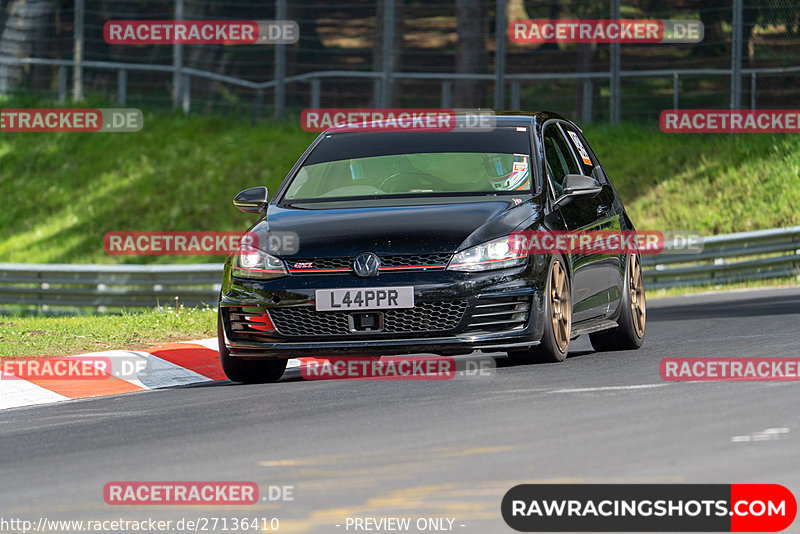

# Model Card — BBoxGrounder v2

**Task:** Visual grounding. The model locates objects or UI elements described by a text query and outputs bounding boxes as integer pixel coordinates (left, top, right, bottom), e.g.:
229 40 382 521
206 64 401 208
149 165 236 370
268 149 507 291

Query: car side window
560 124 603 180
542 124 580 198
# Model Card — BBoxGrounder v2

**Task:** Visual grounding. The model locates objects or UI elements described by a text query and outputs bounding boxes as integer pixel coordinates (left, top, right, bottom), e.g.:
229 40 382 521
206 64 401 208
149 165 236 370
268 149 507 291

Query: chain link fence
1 0 799 123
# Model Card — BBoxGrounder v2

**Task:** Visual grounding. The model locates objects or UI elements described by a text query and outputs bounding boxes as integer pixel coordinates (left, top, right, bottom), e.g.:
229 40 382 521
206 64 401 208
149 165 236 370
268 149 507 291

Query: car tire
218 312 287 383
507 254 572 364
589 253 646 352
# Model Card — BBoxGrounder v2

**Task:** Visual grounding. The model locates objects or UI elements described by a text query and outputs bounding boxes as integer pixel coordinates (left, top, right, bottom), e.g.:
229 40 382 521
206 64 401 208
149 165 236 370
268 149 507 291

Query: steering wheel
378 171 448 193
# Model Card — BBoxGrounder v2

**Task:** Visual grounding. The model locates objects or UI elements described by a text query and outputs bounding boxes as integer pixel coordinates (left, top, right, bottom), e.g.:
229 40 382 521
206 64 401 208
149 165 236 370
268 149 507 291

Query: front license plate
315 287 414 311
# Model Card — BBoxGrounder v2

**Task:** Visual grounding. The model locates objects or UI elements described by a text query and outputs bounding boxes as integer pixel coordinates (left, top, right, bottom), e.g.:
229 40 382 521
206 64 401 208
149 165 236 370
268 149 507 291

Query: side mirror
233 186 269 214
554 174 602 207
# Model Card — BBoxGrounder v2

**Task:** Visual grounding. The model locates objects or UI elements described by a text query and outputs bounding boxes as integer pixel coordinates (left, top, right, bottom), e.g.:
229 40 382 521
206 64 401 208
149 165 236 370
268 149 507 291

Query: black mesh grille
288 253 451 273
267 300 467 337
381 254 451 267
289 257 351 270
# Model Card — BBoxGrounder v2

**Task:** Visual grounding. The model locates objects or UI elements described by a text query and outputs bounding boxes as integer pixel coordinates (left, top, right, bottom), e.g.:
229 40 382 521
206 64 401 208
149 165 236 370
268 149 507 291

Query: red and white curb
0 339 301 411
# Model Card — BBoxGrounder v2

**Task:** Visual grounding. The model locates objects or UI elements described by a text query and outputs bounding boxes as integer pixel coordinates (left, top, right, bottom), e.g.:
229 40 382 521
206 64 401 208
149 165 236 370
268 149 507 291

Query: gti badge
352 252 380 278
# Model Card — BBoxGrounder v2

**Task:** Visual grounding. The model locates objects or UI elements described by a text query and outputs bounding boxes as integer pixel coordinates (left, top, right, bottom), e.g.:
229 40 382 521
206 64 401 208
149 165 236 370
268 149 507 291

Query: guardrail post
511 81 520 111
673 72 679 109
494 0 506 110
311 78 321 109
750 72 757 110
173 0 184 109
73 0 85 101
441 81 452 108
58 66 68 103
274 0 287 118
609 0 621 123
182 73 191 114
117 69 127 105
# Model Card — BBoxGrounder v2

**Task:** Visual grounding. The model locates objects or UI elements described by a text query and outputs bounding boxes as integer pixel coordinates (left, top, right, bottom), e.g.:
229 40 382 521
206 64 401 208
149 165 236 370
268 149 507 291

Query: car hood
254 199 539 258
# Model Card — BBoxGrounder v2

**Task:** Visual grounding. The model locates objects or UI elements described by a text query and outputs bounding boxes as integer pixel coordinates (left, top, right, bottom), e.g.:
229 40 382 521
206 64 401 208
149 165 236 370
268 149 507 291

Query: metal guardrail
642 225 800 289
2 55 798 121
0 226 798 310
0 263 222 309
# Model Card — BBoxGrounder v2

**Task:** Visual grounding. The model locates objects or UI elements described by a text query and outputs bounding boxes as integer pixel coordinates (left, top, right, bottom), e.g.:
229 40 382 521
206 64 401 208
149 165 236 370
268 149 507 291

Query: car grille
287 253 451 274
267 300 468 337
465 296 531 333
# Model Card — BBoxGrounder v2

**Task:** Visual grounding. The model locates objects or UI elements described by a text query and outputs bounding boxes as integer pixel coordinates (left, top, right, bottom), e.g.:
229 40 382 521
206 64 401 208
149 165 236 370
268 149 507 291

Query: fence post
581 79 593 122
58 66 68 103
73 0 84 101
511 81 520 111
311 78 321 108
730 0 743 109
381 0 395 107
173 0 184 109
371 79 381 106
494 0 506 110
117 69 127 105
750 72 757 110
274 0 287 118
673 71 679 109
252 88 263 125
441 81 452 108
609 0 621 123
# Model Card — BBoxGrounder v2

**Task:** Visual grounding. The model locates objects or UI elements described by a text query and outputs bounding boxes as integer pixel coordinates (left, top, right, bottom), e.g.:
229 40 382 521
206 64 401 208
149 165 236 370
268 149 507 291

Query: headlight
447 236 527 272
232 246 287 280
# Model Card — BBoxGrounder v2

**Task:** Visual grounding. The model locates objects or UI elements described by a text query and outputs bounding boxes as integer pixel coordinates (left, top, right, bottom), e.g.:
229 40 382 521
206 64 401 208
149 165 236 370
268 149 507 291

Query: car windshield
282 128 533 202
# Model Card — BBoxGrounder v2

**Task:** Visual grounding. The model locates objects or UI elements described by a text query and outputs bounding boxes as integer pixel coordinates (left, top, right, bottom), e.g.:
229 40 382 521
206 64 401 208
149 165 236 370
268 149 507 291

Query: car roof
322 111 578 135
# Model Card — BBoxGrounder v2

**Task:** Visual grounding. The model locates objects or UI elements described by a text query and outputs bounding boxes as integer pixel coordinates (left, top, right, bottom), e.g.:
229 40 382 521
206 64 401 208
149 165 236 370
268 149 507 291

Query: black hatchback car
218 113 646 383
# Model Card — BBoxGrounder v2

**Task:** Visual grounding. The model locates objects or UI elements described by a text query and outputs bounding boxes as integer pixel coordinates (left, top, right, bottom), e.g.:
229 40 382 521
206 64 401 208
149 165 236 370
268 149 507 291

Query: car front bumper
218 261 548 359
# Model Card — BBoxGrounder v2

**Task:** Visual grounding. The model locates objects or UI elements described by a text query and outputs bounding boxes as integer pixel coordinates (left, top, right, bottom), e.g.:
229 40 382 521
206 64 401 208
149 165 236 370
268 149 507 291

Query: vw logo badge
352 252 380 278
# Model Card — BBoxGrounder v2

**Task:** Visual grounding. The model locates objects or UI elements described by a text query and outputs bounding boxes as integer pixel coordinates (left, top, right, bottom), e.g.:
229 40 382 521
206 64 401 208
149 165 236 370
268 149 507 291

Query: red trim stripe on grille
289 264 447 274
379 265 447 270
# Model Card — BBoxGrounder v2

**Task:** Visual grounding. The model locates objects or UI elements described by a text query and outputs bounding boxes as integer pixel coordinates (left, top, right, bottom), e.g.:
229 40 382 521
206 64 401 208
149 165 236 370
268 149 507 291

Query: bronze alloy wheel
628 254 646 338
550 259 572 353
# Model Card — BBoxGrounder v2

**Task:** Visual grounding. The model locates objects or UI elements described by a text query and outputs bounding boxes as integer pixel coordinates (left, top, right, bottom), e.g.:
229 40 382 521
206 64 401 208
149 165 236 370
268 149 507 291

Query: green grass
0 305 216 357
585 123 800 234
0 96 318 264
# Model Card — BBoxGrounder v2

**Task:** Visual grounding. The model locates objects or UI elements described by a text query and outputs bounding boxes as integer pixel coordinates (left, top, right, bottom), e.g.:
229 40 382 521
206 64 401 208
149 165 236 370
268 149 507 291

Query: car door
541 121 610 323
560 123 625 313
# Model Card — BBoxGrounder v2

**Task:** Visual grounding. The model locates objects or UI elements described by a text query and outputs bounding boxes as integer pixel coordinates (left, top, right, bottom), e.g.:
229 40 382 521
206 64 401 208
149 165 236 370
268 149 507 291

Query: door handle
597 205 609 216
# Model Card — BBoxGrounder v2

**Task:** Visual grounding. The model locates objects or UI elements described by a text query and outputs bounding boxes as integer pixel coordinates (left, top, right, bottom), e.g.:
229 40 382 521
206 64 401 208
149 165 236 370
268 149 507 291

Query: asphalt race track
1 287 799 534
